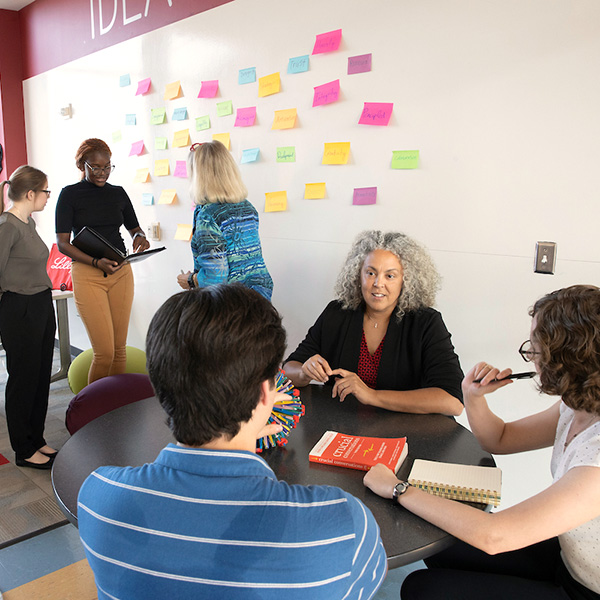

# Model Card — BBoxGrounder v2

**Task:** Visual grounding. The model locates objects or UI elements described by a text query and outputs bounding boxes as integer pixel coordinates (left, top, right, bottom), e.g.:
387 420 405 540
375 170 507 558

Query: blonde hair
0 165 47 216
187 141 247 204
334 230 441 321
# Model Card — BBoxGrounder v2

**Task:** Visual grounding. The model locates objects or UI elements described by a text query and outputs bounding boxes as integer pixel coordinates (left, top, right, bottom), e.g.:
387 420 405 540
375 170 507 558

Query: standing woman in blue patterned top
176 141 273 300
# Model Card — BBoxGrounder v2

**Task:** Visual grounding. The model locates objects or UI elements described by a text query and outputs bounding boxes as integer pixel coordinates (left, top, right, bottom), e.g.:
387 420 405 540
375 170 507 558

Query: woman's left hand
177 271 192 290
330 369 376 404
363 463 400 499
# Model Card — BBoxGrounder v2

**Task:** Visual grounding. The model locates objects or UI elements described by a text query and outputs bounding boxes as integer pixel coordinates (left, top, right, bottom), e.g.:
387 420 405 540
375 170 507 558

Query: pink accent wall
20 0 233 80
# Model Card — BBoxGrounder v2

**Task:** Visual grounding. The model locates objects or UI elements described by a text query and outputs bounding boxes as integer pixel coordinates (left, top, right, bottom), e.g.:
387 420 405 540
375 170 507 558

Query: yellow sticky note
112 130 122 143
174 224 193 241
173 129 190 148
164 80 182 100
271 108 297 130
212 132 231 150
265 191 287 212
258 72 281 97
322 142 350 165
158 189 178 205
304 182 326 199
154 159 170 176
133 168 150 183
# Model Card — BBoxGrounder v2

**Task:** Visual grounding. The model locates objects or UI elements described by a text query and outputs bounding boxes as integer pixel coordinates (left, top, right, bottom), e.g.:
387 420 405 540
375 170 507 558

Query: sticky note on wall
272 108 297 130
175 224 193 241
265 191 288 212
198 80 219 98
322 142 350 165
353 187 377 205
258 72 281 97
212 132 231 149
391 150 419 169
312 29 342 54
158 189 177 204
358 102 393 126
304 183 326 199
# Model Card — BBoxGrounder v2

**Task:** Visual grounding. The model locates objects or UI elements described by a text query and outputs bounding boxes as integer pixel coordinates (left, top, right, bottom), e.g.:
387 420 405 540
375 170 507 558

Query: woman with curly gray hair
284 231 464 415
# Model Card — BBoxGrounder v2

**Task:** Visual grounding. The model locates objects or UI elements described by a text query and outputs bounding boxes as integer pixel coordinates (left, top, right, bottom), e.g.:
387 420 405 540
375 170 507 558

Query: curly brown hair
74 138 112 173
530 285 600 416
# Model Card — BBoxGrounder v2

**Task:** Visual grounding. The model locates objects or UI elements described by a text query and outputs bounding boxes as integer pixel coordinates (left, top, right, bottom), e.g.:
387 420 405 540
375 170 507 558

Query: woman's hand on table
462 362 513 400
363 463 400 499
301 354 333 384
330 369 376 404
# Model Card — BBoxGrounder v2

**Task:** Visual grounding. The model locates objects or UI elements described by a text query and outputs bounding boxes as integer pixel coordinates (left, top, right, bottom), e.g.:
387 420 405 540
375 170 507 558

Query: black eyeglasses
85 162 115 174
39 190 51 197
518 340 541 362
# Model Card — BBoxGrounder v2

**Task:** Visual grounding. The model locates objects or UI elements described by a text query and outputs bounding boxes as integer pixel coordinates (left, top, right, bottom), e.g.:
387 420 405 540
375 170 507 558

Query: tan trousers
72 262 134 384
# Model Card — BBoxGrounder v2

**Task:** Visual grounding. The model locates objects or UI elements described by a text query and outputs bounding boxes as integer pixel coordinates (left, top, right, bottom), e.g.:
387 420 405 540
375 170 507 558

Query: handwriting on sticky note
172 107 188 121
196 115 211 131
212 132 230 150
151 108 166 125
348 54 372 75
322 142 350 165
175 224 193 241
312 29 342 55
234 107 256 127
238 67 256 85
271 108 297 130
241 148 260 164
288 55 309 74
173 129 190 148
198 80 219 98
164 81 181 100
304 183 326 199
265 191 288 212
313 79 340 107
174 161 187 178
358 102 393 126
136 78 151 95
353 187 377 205
133 168 150 183
125 114 136 126
154 159 170 177
392 150 419 169
217 100 233 117
258 72 281 97
129 141 145 156
158 189 177 205
155 137 167 150
276 147 295 163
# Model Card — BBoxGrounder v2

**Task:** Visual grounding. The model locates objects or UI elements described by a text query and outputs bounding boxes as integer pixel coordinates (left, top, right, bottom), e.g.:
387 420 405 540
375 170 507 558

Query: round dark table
52 384 494 568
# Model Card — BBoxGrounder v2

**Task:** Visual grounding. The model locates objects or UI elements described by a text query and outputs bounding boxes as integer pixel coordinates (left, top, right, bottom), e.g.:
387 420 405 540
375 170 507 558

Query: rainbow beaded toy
256 370 305 452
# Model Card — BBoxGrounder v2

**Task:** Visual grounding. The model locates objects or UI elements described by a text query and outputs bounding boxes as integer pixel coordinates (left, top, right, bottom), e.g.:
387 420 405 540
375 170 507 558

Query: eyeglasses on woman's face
518 339 541 362
38 189 51 197
84 162 115 175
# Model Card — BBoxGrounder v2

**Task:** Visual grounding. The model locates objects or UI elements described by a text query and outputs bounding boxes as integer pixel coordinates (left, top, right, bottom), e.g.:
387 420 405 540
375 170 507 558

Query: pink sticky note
174 160 188 178
353 187 377 206
135 78 151 96
234 106 257 127
312 79 340 107
312 28 342 55
348 53 372 75
129 140 145 156
198 80 219 98
358 102 394 126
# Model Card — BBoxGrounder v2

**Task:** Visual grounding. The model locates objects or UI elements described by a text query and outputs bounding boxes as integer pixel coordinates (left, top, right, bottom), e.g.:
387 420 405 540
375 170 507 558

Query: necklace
365 312 379 328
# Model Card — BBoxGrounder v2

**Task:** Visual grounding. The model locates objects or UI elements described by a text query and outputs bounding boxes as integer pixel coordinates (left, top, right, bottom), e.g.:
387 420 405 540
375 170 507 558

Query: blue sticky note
119 74 131 87
238 67 257 85
241 148 260 164
141 193 154 206
125 114 136 126
287 55 309 74
172 107 188 121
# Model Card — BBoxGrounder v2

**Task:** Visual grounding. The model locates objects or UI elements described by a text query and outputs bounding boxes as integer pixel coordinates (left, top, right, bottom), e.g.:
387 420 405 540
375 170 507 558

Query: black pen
473 371 536 384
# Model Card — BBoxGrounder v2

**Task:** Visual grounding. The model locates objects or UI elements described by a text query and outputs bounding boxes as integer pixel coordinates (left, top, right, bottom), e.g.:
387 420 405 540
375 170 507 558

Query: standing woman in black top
0 166 56 469
56 139 150 385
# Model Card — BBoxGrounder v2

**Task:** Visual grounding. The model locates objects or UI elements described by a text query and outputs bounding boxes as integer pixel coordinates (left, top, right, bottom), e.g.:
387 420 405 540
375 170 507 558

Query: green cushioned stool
67 346 148 394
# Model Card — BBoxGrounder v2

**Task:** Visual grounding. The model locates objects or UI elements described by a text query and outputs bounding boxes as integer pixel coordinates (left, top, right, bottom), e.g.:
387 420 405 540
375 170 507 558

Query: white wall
23 0 600 507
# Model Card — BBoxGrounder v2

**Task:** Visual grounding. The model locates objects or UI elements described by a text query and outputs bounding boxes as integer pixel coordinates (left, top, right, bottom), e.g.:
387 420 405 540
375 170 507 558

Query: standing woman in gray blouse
0 166 57 469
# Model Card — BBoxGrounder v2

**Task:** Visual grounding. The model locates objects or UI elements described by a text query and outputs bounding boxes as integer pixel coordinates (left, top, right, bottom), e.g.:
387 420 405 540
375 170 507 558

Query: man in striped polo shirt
78 283 386 599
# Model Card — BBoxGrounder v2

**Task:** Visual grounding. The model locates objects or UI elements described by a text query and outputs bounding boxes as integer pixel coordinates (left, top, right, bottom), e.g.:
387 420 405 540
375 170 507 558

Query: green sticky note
151 108 166 125
276 146 296 163
216 100 233 117
196 115 211 131
112 130 122 143
155 136 168 150
392 150 419 169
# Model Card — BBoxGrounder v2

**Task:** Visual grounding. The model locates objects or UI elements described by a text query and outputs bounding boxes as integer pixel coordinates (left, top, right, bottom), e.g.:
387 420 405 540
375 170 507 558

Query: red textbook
309 431 408 472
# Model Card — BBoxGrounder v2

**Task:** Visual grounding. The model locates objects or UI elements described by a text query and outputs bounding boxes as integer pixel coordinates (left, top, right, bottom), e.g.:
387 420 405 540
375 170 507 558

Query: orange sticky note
154 159 170 176
158 189 178 205
304 182 326 199
258 72 281 97
322 142 350 165
174 224 193 241
173 129 190 148
271 108 297 130
133 168 150 183
265 191 288 212
212 132 231 150
164 80 182 100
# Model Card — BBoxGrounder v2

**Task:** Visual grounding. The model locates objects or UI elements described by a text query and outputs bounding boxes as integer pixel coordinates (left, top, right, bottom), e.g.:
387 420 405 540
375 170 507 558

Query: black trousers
0 290 56 460
401 538 599 600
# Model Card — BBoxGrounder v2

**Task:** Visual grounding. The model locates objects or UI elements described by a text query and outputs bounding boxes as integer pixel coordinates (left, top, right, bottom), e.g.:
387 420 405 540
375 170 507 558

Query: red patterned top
357 331 385 389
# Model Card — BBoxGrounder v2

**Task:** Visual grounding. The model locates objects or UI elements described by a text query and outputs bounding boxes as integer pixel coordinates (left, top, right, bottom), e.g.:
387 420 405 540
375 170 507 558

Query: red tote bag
46 243 73 291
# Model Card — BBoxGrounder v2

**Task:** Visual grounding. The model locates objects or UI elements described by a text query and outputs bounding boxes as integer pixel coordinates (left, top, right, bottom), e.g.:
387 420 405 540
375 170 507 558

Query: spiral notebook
408 459 502 507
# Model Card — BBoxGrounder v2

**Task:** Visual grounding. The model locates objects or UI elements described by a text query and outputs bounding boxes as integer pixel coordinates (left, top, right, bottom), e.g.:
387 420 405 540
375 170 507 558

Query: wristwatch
392 480 411 501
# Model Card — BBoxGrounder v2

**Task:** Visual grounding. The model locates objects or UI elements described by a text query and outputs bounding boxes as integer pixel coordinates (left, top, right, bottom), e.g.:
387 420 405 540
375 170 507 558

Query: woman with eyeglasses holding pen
364 285 600 600
0 166 57 469
176 141 273 300
55 138 150 385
